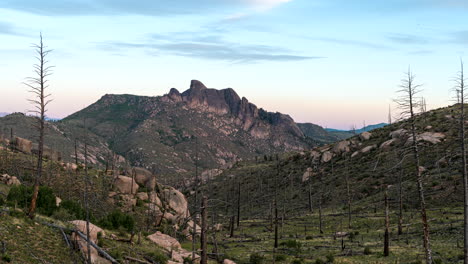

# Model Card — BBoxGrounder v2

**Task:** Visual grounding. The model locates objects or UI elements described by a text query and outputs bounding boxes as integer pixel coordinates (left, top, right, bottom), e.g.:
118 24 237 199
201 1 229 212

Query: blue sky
0 0 467 129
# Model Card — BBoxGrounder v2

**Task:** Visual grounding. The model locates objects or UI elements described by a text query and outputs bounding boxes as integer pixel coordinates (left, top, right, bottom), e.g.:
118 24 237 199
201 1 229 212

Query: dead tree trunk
384 188 390 257
455 60 468 264
200 196 208 264
27 33 53 219
395 68 432 263
236 181 241 228
398 161 404 236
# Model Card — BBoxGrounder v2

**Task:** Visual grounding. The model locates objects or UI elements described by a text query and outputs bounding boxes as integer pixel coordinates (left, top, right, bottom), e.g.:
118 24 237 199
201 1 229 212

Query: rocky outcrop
332 140 350 154
380 139 397 150
11 137 32 154
321 151 333 163
162 80 305 140
147 231 199 264
130 167 156 190
147 231 181 251
302 167 313 182
69 220 109 264
406 132 446 145
114 176 138 194
0 174 21 185
359 132 372 141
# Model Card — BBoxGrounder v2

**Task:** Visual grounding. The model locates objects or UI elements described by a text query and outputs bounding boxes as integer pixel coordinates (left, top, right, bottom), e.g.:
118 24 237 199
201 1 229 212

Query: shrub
7 185 57 216
51 208 74 221
315 258 324 264
99 210 135 232
275 254 287 261
59 199 90 220
326 253 334 263
280 240 302 250
291 259 304 264
146 251 168 264
364 246 372 255
2 254 11 262
249 253 265 264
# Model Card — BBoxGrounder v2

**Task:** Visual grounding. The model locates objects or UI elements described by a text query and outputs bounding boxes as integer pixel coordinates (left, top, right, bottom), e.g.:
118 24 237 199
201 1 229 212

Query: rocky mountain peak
189 80 207 91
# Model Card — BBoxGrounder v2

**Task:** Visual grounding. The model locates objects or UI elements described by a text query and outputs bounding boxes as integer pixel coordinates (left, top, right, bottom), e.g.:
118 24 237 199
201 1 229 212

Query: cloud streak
98 32 322 63
0 0 292 16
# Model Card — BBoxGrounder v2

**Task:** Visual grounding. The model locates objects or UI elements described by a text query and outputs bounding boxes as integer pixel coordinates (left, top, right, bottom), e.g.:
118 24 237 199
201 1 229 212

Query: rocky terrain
0 80 344 181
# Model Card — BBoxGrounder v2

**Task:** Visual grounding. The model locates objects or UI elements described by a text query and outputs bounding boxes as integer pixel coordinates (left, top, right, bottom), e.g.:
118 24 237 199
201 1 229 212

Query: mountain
296 122 342 144
0 80 333 178
325 123 388 140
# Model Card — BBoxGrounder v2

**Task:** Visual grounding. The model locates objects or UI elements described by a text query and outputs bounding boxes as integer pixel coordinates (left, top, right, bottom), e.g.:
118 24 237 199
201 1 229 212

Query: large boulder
321 151 333 163
361 145 376 153
130 167 156 190
11 137 32 154
162 187 189 219
69 220 109 264
389 129 408 139
32 144 62 161
147 231 181 251
359 132 372 141
332 140 350 154
302 167 313 182
224 260 236 264
380 139 397 150
0 174 21 186
405 132 446 145
114 176 138 194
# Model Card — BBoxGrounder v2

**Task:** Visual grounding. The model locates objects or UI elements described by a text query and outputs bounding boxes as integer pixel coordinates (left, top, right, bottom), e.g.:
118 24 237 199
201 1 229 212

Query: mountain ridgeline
1 80 351 178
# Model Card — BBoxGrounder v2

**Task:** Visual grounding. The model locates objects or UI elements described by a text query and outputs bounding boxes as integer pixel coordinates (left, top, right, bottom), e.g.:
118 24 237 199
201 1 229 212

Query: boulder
162 187 189 219
136 192 149 201
359 132 372 141
147 231 181 251
361 145 376 153
172 248 200 264
69 220 109 264
310 150 321 160
389 129 408 139
0 174 21 186
224 260 236 264
302 167 313 182
131 167 156 190
12 137 32 154
405 132 446 145
332 140 350 154
380 139 397 150
55 196 62 207
418 132 445 144
114 176 138 194
321 151 333 163
351 151 359 158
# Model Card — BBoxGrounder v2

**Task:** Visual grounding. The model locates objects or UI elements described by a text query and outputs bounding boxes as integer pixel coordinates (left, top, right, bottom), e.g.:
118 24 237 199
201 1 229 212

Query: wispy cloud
387 33 430 45
0 21 24 36
306 36 392 50
452 30 468 44
98 31 322 63
0 0 293 16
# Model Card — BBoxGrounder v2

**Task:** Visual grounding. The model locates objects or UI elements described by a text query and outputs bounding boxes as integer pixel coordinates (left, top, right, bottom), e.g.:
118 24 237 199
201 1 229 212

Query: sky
0 0 467 129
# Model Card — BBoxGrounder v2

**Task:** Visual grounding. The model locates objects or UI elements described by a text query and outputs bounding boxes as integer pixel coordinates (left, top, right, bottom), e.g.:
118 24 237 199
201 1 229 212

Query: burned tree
394 68 432 263
454 60 468 264
25 33 53 219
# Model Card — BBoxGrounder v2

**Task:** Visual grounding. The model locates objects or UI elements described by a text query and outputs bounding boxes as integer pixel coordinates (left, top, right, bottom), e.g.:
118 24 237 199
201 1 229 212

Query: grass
212 207 464 264
0 211 81 264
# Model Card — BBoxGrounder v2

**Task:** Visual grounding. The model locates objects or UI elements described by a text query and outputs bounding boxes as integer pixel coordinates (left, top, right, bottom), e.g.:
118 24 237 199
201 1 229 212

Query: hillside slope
201 104 462 217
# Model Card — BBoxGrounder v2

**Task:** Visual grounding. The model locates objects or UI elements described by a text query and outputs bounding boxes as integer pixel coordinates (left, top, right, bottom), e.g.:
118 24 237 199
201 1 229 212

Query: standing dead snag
453 60 468 264
200 196 208 264
394 68 432 263
384 186 390 257
25 33 53 219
